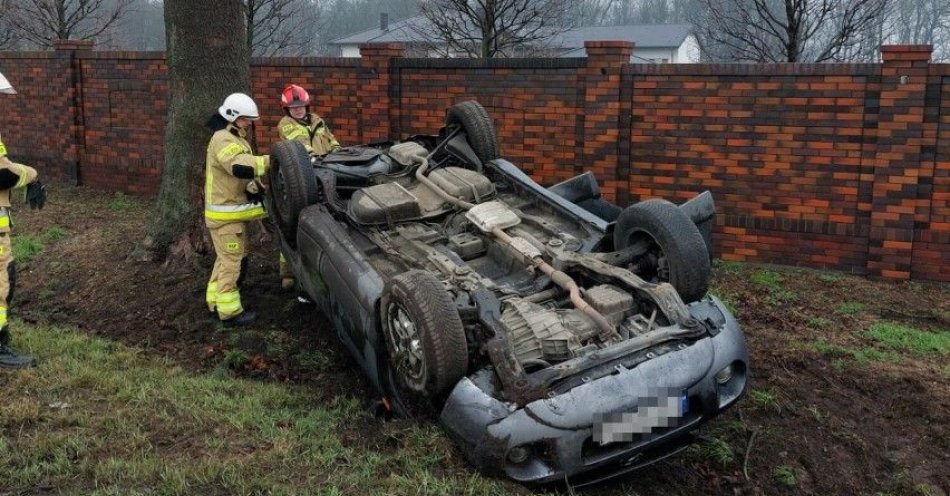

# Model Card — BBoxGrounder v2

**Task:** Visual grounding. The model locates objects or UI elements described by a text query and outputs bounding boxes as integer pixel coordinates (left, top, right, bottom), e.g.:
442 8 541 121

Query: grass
713 259 744 274
867 322 950 356
749 389 779 411
818 272 844 283
0 321 521 495
774 466 796 487
811 340 900 364
108 192 133 212
12 234 44 262
11 226 69 263
807 316 832 329
836 302 866 315
695 437 734 469
750 270 783 290
44 226 67 241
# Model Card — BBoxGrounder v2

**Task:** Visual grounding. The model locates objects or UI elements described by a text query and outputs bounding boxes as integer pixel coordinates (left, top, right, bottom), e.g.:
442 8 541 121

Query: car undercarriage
266 101 748 484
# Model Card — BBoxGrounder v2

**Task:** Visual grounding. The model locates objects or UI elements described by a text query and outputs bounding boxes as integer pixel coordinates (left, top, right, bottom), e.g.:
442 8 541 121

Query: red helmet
280 84 311 108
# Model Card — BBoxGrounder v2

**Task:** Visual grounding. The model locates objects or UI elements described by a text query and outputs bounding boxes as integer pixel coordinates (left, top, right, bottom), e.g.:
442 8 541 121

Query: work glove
246 179 265 205
26 181 46 210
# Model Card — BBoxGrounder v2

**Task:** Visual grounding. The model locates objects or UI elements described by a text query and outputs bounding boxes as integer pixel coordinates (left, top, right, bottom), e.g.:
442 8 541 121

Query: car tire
381 270 468 408
445 100 499 165
267 140 319 245
614 199 711 303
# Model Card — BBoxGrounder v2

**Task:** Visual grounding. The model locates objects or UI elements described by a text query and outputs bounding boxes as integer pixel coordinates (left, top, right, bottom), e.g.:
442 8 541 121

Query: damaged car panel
267 100 749 485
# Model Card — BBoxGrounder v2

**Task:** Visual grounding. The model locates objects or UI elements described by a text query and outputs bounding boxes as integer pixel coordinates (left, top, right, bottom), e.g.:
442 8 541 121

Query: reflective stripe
254 156 267 176
0 215 9 229
206 281 218 307
216 143 246 163
217 290 243 316
0 143 6 156
284 128 308 141
204 202 265 222
0 306 6 327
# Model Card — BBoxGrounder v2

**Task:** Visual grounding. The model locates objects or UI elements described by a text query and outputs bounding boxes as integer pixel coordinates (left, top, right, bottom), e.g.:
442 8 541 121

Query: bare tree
0 0 19 49
696 0 889 62
245 0 321 56
891 0 950 60
6 0 133 48
418 0 576 58
568 0 625 26
145 0 249 259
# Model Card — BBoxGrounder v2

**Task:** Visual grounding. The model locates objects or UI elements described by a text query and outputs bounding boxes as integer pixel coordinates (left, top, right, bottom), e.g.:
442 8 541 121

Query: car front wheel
614 199 711 303
380 270 468 416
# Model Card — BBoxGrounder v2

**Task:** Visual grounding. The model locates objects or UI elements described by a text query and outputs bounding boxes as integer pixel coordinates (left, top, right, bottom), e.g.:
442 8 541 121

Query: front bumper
439 297 748 485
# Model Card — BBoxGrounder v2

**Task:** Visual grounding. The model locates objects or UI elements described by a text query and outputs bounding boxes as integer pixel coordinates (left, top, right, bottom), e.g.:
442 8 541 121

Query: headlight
715 364 734 384
716 361 747 408
507 445 531 464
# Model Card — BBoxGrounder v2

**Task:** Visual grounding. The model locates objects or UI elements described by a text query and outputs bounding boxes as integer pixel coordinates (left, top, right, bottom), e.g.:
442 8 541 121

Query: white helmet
0 70 15 94
218 92 259 122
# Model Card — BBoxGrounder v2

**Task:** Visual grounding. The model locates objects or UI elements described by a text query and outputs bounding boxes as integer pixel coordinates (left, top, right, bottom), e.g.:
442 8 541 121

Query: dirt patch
12 184 950 495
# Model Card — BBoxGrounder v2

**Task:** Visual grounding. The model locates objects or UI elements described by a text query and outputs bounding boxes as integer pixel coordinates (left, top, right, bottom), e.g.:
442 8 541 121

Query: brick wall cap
52 39 94 50
880 45 932 53
584 41 635 50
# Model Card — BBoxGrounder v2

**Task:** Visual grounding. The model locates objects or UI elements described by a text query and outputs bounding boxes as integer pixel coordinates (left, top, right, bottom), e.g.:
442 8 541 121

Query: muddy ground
11 184 949 495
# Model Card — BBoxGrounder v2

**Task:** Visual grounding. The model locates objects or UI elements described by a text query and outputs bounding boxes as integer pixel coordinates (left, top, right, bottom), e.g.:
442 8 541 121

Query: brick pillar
866 45 932 279
53 39 94 185
583 41 633 204
358 43 405 143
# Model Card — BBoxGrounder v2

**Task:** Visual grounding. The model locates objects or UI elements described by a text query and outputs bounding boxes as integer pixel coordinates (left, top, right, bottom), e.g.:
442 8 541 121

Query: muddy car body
267 101 748 485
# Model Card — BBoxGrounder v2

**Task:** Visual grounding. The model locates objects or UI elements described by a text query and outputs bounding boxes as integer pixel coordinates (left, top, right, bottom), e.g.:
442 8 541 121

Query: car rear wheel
381 270 468 415
614 199 711 303
267 140 319 246
445 100 499 165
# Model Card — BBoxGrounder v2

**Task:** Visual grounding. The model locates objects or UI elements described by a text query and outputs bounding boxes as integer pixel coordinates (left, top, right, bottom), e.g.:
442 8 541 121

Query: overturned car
266 101 748 485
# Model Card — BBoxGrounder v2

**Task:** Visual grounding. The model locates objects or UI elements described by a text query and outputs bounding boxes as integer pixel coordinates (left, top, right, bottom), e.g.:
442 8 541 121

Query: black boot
221 311 257 328
0 325 37 369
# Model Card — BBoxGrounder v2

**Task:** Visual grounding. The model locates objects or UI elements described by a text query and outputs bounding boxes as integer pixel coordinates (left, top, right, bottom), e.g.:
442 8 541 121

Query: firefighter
277 84 341 156
205 92 269 327
0 70 47 368
275 84 341 290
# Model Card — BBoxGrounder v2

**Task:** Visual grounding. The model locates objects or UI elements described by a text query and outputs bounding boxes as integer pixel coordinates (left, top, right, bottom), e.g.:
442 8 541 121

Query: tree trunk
145 0 250 260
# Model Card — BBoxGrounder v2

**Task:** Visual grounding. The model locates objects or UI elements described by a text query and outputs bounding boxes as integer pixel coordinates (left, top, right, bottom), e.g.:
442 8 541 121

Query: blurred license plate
593 391 688 446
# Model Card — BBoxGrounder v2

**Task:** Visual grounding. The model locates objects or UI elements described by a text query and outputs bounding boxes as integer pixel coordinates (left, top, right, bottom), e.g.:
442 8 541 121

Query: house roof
330 16 693 50
556 24 693 49
330 16 431 45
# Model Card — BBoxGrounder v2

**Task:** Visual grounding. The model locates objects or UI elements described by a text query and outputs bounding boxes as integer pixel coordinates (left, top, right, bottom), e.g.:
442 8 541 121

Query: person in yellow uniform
205 92 269 327
0 69 46 368
275 84 341 290
277 84 341 156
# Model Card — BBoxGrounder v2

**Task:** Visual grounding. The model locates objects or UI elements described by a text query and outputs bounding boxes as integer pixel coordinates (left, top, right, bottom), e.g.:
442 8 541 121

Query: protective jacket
0 136 37 233
0 134 38 330
278 114 340 156
204 124 269 321
204 124 269 229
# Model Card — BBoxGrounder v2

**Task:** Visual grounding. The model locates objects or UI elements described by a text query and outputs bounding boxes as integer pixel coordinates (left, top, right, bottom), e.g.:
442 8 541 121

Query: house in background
329 15 700 63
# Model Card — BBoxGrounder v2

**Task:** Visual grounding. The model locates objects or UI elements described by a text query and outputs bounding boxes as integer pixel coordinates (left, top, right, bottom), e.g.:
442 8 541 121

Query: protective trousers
206 222 247 320
0 232 10 327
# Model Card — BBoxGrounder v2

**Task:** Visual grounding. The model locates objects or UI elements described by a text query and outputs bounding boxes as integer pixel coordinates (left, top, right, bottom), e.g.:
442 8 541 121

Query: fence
0 41 946 281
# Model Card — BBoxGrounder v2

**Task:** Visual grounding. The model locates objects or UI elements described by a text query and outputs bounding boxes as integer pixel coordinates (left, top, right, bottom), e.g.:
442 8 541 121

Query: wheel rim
386 302 426 391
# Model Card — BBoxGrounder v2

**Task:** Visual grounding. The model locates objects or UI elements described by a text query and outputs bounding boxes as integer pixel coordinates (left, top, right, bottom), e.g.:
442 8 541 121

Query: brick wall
625 64 879 275
0 42 946 282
